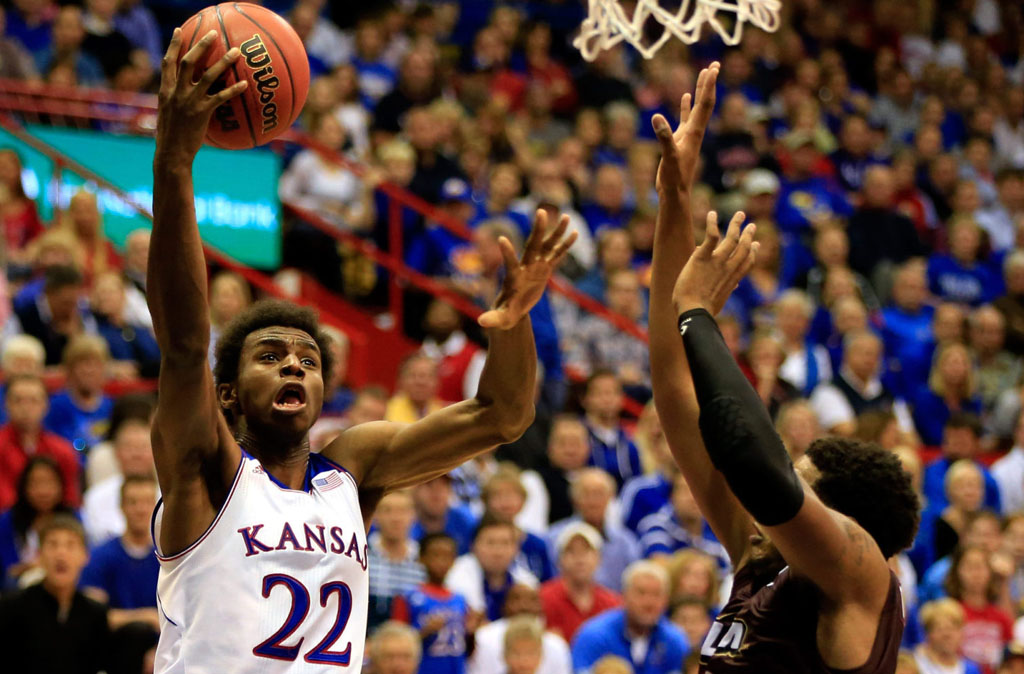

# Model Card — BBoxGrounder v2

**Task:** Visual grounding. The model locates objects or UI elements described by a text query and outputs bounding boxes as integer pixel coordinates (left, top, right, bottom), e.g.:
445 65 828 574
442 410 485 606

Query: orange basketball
178 3 310 149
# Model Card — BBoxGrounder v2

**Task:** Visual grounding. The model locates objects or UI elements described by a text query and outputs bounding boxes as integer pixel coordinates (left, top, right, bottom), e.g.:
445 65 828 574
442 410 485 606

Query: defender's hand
477 209 577 330
155 28 248 165
672 211 758 316
652 62 719 198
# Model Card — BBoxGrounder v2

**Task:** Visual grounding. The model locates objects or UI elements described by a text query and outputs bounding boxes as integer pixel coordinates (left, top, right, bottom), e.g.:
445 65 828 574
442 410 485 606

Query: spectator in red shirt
946 544 1015 674
539 521 620 642
0 148 43 267
58 191 120 285
421 298 485 403
0 374 80 511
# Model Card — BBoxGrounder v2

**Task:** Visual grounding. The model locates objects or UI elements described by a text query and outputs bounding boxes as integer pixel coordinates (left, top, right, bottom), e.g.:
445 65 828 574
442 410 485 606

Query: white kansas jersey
152 451 369 673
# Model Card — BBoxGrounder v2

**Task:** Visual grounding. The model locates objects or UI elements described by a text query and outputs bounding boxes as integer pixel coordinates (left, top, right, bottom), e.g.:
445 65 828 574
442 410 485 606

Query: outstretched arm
673 221 891 608
325 211 576 500
148 30 248 554
648 63 755 564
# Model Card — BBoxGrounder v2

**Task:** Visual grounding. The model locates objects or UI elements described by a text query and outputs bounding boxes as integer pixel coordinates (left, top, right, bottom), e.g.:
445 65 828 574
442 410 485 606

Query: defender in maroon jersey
647 63 921 674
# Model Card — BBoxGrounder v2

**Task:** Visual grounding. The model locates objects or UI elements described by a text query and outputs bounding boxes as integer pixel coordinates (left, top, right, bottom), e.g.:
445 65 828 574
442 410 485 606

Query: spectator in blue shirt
922 413 1001 514
446 513 538 622
881 262 935 395
571 560 688 674
90 272 160 379
411 476 478 556
34 6 105 87
482 465 554 582
830 114 888 194
620 403 676 534
637 476 729 572
581 165 634 235
911 343 984 447
580 371 641 490
575 228 634 304
391 533 469 674
45 334 114 454
469 163 531 236
80 475 159 630
928 216 1003 306
548 468 641 593
775 132 852 237
351 18 397 107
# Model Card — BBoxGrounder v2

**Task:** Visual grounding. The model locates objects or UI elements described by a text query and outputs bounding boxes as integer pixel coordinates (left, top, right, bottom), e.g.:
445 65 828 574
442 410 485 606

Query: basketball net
574 0 782 61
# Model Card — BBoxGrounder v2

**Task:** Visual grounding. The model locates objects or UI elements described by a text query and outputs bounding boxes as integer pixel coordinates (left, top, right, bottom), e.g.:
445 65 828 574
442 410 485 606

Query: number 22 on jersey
253 574 355 665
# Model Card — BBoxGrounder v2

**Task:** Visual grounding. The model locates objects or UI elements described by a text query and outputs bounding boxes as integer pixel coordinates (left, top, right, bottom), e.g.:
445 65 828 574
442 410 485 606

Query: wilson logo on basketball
240 34 280 134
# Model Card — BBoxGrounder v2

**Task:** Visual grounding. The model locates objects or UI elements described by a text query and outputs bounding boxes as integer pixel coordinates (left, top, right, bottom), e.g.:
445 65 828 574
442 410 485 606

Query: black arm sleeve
678 308 805 526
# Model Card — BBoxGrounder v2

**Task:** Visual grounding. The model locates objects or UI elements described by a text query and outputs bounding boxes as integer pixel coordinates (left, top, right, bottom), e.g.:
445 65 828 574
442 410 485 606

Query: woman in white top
278 113 378 231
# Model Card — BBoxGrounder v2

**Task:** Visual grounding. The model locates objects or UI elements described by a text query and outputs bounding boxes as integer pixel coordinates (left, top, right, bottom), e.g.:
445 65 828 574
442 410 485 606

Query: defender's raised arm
648 63 756 565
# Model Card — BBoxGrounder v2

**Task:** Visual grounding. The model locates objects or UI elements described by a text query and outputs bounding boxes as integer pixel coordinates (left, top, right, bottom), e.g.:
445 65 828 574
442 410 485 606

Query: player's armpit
761 486 891 607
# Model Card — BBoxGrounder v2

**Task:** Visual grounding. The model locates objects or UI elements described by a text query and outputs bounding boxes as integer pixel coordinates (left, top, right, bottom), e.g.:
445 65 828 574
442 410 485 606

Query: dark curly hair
213 299 335 389
806 438 921 558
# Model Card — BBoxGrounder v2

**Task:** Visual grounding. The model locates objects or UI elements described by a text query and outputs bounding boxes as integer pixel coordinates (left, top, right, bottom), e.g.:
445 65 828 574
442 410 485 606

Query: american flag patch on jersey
312 472 343 492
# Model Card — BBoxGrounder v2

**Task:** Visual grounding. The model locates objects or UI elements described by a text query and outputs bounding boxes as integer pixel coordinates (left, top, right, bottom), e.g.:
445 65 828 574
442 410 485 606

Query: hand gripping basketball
156 28 247 164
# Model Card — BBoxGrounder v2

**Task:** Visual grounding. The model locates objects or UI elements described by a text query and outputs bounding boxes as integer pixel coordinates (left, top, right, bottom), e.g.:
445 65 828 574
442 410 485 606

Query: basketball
178 3 310 149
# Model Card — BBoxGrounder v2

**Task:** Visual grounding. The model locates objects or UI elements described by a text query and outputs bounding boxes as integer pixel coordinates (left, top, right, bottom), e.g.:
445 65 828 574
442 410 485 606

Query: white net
573 0 782 61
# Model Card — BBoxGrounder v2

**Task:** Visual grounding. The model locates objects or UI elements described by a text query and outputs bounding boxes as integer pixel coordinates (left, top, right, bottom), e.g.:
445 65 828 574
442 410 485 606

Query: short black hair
44 264 82 292
104 392 155 441
419 532 457 556
945 412 982 437
473 510 517 542
213 299 335 388
806 438 921 558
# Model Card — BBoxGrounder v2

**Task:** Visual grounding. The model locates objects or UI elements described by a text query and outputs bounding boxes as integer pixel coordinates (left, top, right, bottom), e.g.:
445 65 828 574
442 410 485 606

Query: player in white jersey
148 31 576 673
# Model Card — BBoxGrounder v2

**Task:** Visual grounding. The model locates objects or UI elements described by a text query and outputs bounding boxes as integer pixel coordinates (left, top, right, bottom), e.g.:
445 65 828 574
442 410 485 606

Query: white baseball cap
555 521 604 555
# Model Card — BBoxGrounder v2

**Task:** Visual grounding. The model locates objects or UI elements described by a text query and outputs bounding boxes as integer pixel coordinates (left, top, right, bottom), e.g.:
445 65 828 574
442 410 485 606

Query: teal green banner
0 125 281 269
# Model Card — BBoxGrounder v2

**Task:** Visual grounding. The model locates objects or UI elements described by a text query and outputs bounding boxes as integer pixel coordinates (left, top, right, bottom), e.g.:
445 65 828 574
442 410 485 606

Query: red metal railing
0 78 650 414
0 113 374 381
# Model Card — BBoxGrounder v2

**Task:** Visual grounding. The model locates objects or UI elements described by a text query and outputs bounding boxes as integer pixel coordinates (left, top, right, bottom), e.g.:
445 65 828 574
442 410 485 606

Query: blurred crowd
0 0 1023 674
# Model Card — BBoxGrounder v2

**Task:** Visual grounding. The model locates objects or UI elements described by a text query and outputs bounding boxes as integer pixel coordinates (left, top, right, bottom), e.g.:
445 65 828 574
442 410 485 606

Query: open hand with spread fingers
651 61 719 198
477 209 578 330
672 211 758 316
155 28 249 165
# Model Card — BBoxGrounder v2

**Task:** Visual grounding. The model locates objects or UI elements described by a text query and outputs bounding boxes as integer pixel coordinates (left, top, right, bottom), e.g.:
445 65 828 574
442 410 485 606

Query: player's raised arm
148 29 248 553
671 217 892 608
325 210 576 500
648 62 755 565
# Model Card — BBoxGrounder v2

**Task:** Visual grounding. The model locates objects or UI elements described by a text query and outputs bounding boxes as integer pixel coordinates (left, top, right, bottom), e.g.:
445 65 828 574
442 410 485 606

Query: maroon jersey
700 564 905 673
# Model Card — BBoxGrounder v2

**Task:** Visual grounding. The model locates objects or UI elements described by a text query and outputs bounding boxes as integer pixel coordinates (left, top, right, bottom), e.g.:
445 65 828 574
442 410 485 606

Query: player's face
623 573 668 629
504 638 542 674
234 327 325 437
